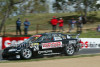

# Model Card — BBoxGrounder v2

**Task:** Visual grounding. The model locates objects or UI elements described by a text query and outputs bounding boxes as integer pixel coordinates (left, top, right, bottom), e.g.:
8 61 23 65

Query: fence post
3 24 6 36
36 24 39 34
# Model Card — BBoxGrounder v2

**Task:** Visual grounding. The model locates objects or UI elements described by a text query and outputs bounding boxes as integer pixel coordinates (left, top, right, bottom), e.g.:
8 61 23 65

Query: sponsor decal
80 41 88 48
42 42 62 49
30 43 39 51
43 53 61 56
2 37 29 49
31 43 39 46
33 35 42 37
54 37 62 41
67 35 71 39
38 50 52 54
16 55 20 59
69 40 76 44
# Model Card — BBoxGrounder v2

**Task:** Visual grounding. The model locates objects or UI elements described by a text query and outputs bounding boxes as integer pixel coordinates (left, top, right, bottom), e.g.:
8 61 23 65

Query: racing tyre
21 48 32 59
65 44 75 56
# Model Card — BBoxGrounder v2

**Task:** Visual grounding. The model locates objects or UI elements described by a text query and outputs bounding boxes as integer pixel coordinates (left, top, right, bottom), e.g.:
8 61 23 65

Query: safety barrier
0 37 100 50
80 38 100 49
0 37 29 50
0 37 2 50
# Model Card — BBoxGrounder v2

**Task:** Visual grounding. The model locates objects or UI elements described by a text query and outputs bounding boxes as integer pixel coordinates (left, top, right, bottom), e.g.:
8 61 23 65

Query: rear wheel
21 48 32 59
65 44 75 56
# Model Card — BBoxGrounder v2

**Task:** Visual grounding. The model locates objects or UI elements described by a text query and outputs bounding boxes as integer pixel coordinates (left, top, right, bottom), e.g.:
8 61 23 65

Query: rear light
79 40 82 43
77 39 82 43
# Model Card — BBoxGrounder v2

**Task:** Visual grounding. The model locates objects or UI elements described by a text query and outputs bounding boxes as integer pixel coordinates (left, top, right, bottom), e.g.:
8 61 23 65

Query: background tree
21 0 47 14
72 0 98 18
53 0 67 13
0 0 25 33
34 0 46 13
95 4 100 10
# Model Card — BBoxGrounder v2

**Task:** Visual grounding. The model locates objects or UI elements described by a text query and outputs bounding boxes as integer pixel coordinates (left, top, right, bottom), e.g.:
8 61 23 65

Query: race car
2 33 81 59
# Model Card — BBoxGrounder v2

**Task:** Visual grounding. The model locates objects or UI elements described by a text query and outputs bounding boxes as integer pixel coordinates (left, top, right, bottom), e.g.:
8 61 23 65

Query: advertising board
0 37 2 50
2 37 29 49
80 38 100 49
1 37 100 50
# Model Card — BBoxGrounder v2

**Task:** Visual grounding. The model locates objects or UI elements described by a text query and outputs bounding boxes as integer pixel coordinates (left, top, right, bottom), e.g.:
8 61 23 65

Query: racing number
31 43 39 51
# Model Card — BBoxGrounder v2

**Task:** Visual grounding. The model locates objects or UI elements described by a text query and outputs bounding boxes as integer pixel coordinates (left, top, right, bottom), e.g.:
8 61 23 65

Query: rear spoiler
67 34 80 39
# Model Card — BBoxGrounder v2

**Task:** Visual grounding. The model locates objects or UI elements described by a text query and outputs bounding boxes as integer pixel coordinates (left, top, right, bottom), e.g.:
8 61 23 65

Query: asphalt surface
0 50 3 61
78 48 100 55
0 48 100 61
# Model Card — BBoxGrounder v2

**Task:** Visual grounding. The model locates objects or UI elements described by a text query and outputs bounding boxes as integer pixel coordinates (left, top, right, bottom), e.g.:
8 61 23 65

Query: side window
53 34 67 40
53 37 62 41
61 35 67 39
42 35 52 42
52 34 62 41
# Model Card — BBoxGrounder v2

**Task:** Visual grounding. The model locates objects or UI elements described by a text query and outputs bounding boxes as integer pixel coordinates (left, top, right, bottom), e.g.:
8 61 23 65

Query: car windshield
24 35 42 43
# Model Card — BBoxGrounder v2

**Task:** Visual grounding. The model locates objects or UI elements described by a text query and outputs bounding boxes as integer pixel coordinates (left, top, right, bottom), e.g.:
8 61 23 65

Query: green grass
2 29 100 38
5 12 77 32
67 29 100 38
1 11 100 37
79 30 100 38
0 54 100 63
4 11 100 32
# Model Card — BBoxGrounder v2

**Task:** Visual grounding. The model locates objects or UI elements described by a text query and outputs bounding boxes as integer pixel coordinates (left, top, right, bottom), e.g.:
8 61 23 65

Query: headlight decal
8 49 17 52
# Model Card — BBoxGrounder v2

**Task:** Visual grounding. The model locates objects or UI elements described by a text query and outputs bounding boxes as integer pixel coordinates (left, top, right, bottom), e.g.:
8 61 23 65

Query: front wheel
21 48 32 59
65 44 75 56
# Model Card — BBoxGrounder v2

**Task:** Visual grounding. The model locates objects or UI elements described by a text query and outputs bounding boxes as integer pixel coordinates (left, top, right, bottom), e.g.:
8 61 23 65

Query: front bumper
2 51 21 59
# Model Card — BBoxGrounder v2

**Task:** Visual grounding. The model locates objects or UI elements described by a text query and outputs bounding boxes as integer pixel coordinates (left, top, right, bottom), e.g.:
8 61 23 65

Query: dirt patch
0 56 100 67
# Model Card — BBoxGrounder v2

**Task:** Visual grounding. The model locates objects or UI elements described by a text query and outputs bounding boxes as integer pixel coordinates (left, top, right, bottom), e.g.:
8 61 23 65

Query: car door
40 35 53 50
41 34 63 50
52 34 64 48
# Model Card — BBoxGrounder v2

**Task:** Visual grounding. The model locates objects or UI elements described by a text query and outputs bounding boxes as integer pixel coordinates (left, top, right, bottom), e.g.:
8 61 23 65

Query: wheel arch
20 48 33 59
64 41 79 52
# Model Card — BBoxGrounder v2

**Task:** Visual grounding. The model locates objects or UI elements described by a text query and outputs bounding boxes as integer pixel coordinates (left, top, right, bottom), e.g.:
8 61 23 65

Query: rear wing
67 34 80 39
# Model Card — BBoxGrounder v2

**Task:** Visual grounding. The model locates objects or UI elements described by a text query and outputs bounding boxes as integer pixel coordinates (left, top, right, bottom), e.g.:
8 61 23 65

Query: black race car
2 33 81 59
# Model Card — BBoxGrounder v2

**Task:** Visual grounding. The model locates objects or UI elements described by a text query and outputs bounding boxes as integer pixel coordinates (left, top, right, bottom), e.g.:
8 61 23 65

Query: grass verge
2 11 100 32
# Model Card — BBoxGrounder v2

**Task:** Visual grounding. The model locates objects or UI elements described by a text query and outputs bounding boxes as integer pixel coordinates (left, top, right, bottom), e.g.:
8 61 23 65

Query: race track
0 48 100 61
78 48 100 55
0 50 3 60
